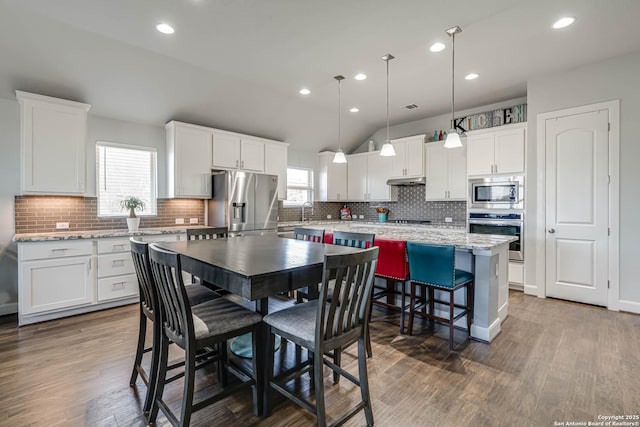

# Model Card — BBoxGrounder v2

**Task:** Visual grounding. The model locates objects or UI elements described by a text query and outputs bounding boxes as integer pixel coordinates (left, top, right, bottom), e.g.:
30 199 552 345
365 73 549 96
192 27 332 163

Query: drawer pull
111 282 127 290
112 244 126 250
112 259 126 267
50 248 68 253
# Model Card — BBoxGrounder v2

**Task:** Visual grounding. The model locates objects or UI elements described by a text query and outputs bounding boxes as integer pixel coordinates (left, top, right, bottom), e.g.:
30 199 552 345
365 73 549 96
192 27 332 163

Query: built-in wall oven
468 212 524 262
469 176 524 210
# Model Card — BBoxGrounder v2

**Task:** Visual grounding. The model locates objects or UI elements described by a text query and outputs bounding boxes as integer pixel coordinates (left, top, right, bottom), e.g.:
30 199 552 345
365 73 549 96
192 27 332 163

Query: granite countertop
294 222 516 251
278 219 466 230
13 226 205 242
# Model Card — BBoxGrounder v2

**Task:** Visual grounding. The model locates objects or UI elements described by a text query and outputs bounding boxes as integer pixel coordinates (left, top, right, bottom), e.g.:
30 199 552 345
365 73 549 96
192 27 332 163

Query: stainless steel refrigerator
207 171 278 235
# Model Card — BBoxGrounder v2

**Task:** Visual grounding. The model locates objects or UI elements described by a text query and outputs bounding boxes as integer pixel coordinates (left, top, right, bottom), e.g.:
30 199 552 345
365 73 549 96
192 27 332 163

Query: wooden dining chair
186 227 228 240
293 227 325 243
263 247 379 427
406 242 474 350
129 238 221 414
147 243 263 427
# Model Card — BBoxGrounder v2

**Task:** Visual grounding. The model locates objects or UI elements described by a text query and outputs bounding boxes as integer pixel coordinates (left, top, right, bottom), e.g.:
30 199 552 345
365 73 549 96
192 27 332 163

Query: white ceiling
1 0 640 153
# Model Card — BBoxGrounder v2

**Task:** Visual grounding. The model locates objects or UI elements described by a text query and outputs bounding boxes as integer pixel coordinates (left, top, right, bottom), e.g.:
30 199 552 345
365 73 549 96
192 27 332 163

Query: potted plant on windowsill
120 196 146 232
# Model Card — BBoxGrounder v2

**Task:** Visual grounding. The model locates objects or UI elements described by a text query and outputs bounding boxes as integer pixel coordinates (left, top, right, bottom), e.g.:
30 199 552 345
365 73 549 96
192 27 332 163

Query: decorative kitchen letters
453 103 527 133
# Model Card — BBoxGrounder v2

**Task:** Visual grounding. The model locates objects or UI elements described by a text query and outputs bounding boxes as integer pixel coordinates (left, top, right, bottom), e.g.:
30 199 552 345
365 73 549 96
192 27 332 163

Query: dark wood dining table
156 234 360 416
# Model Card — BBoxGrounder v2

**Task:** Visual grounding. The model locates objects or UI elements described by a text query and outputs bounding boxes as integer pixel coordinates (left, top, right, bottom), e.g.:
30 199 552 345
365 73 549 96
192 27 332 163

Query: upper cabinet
466 124 526 176
212 133 265 173
317 152 347 202
264 142 289 200
389 134 426 178
347 152 397 202
166 120 286 199
17 91 91 195
425 141 467 200
166 121 213 199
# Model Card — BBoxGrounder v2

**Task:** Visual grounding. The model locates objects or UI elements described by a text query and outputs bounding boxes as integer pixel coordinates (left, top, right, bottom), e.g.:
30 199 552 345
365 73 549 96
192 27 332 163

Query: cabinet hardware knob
548 228 556 234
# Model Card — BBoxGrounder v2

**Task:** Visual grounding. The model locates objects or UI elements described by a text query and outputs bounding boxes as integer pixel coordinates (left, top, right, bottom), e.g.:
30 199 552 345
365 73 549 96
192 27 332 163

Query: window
96 142 157 216
284 167 313 206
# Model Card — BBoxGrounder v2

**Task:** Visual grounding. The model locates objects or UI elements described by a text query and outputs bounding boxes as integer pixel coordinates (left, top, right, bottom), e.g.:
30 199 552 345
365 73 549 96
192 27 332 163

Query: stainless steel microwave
468 176 524 210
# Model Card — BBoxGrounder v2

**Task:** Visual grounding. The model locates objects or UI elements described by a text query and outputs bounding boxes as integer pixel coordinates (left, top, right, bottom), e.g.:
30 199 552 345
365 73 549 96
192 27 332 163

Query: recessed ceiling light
465 73 479 80
156 23 175 34
553 17 575 29
350 107 359 113
299 88 311 95
429 42 446 52
354 73 367 81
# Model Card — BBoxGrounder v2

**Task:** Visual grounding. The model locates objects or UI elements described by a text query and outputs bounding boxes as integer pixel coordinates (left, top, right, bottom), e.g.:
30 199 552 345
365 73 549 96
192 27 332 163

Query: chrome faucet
301 201 314 221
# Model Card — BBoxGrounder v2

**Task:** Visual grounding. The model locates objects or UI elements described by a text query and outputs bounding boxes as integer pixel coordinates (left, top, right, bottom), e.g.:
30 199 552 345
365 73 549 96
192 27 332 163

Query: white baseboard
470 317 502 343
618 299 640 315
498 300 509 323
524 284 538 296
0 303 18 316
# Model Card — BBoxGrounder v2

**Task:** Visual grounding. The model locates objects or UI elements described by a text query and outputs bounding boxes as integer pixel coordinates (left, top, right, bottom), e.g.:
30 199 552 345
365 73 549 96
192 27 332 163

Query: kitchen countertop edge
13 226 207 242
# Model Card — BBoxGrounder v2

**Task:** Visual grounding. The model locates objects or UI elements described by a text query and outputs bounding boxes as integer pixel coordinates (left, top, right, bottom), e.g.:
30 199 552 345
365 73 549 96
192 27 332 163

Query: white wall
0 99 20 315
352 96 527 152
526 50 640 308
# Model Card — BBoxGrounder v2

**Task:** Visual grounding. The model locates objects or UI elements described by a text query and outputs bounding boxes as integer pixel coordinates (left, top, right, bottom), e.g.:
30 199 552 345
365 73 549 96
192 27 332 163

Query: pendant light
380 53 396 157
332 75 347 163
444 26 463 149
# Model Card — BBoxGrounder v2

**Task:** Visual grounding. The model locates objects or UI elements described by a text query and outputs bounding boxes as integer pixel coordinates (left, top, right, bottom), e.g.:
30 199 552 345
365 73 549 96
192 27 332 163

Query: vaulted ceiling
1 0 640 153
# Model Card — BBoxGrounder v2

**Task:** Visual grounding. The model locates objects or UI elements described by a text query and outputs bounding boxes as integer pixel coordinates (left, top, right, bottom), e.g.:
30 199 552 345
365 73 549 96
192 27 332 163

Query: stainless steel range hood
386 176 426 186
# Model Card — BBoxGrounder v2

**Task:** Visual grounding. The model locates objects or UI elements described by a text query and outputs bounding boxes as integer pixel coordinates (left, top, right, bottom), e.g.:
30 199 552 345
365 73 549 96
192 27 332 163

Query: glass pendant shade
333 148 347 163
444 130 462 148
380 141 396 156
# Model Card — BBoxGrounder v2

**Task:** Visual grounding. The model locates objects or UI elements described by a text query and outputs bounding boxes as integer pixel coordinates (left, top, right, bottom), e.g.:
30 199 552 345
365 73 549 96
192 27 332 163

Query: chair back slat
293 227 325 243
332 231 375 249
187 227 228 240
406 242 456 288
318 248 378 344
148 244 193 347
130 238 157 318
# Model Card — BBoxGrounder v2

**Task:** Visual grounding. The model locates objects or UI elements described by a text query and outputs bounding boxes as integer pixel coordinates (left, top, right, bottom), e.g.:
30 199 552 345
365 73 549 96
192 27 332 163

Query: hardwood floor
0 291 638 426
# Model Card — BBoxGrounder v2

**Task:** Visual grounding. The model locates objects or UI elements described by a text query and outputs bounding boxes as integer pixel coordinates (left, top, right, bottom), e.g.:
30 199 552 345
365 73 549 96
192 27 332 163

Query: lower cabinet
17 233 185 326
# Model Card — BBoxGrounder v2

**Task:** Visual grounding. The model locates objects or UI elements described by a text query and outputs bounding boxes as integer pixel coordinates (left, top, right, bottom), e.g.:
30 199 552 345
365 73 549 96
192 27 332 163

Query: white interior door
545 110 609 306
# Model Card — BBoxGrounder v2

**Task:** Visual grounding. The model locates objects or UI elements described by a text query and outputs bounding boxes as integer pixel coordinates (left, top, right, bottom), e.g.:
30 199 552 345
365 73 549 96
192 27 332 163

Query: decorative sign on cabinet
347 152 398 202
16 91 91 195
317 152 347 201
425 141 467 200
466 123 526 176
388 134 426 179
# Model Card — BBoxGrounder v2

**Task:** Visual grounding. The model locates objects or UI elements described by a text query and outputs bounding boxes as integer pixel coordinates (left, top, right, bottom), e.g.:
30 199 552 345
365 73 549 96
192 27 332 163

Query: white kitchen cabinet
347 152 397 202
166 121 213 199
466 124 525 176
212 133 265 172
19 240 94 317
389 134 426 179
317 152 348 201
425 141 467 200
265 142 289 200
16 91 91 195
96 237 138 302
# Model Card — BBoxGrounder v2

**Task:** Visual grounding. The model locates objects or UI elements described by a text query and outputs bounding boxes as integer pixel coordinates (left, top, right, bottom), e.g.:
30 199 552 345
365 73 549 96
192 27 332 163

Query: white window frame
283 167 314 207
96 141 158 217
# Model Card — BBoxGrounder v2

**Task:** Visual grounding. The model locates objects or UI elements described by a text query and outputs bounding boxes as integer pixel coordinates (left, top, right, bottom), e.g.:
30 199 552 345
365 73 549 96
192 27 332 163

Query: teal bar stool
406 242 474 350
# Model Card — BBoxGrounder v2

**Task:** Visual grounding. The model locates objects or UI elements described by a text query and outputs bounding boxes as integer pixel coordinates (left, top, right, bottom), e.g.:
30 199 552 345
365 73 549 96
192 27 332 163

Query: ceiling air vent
405 104 419 110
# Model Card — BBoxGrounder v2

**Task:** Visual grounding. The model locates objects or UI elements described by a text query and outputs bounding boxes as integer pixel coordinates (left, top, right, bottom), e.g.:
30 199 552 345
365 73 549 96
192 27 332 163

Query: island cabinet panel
388 134 425 179
425 141 467 200
166 121 213 199
317 152 347 202
17 91 91 195
264 143 288 200
466 123 526 176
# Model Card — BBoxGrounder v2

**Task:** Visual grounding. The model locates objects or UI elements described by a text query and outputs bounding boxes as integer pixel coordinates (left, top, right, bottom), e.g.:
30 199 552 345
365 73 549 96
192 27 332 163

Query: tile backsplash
278 186 466 223
15 196 205 233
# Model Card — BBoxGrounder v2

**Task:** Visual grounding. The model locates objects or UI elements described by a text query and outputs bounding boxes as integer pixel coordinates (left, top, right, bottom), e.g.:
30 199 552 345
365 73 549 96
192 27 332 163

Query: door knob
548 228 556 234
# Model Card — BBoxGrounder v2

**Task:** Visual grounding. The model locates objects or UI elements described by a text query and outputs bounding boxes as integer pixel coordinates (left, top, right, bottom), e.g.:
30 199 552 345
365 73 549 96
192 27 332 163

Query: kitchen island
293 221 515 343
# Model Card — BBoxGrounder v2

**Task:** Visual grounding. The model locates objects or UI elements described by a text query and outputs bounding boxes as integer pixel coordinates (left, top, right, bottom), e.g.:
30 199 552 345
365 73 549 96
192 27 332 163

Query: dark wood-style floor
1 291 639 427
